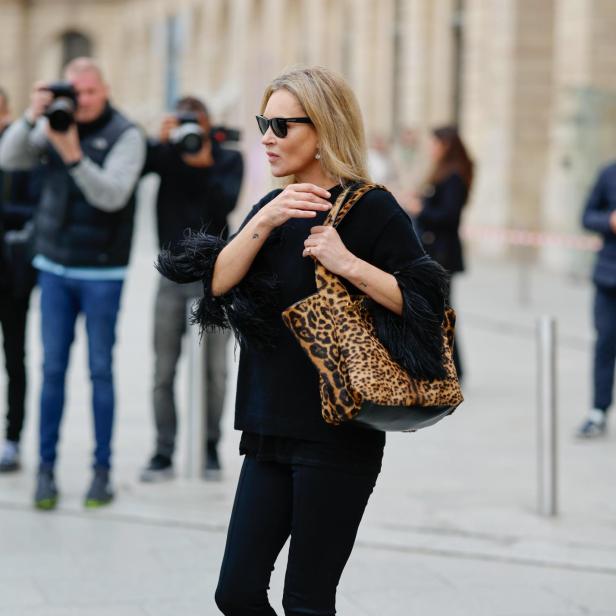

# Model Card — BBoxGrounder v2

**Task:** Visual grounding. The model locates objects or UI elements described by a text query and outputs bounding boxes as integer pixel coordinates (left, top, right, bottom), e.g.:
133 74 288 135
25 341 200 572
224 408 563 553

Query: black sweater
157 184 448 467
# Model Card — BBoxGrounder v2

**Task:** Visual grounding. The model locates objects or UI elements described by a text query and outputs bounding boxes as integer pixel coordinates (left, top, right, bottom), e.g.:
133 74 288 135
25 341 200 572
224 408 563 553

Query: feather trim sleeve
367 255 449 380
155 231 280 350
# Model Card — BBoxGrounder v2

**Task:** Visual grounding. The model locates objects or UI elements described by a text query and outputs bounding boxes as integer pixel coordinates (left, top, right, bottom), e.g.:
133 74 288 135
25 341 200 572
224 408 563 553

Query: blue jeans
38 271 123 470
593 285 616 412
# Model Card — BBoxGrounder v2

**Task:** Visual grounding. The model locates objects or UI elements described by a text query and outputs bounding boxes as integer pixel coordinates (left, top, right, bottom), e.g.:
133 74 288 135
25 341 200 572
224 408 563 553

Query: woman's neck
295 165 337 190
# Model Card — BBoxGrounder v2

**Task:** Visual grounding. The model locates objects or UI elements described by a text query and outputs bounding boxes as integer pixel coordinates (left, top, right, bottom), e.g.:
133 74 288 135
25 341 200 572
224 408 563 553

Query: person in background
0 87 41 472
576 161 616 438
0 58 146 509
366 133 394 186
139 96 243 481
407 125 473 380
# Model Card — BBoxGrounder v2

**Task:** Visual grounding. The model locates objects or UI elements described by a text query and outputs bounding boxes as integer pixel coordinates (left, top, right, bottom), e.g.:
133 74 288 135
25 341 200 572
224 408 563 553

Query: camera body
44 81 78 132
169 112 205 154
210 126 241 145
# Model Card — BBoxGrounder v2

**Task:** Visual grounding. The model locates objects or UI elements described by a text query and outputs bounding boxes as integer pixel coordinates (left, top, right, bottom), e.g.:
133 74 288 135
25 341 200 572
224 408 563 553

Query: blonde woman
158 67 448 615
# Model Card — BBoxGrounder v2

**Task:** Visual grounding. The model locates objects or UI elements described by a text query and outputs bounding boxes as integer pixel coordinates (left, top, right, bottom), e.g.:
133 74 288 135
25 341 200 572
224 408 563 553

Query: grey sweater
0 116 145 212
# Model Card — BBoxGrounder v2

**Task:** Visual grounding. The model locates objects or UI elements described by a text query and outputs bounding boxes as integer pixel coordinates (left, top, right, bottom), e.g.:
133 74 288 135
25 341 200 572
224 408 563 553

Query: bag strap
314 182 383 290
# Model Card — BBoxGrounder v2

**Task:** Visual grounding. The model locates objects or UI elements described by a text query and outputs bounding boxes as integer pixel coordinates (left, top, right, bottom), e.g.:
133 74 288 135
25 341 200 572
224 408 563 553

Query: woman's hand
302 226 357 277
257 183 331 231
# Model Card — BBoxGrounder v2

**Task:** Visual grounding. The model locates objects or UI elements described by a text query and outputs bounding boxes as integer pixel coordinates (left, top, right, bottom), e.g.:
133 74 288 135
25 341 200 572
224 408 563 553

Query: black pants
215 456 379 616
593 285 616 412
0 291 32 443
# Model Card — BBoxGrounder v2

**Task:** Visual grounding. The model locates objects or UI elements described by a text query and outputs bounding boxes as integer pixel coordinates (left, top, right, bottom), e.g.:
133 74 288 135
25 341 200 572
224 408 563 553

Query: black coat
583 161 616 288
416 172 468 274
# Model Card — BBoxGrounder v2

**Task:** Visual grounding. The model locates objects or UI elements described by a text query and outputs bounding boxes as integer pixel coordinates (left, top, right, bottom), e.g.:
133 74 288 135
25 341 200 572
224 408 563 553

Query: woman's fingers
290 192 331 207
291 183 331 199
285 208 317 219
287 200 331 212
308 225 328 234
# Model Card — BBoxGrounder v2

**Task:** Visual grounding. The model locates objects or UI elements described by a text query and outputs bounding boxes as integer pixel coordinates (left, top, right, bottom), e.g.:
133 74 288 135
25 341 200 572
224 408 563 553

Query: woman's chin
269 165 291 178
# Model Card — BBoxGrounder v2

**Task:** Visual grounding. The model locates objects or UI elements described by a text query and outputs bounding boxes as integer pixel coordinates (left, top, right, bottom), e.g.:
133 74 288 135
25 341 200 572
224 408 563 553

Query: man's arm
0 118 47 171
69 127 146 212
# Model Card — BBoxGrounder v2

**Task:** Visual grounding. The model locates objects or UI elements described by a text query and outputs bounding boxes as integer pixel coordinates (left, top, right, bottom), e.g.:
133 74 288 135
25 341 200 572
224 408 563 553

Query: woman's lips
266 152 279 162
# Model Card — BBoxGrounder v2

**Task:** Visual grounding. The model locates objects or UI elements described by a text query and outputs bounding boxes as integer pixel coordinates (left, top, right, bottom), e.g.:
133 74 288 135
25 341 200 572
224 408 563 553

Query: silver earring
315 150 321 160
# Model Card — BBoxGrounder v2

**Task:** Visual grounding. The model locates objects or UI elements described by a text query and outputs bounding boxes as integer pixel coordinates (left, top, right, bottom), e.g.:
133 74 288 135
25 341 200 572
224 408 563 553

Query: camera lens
179 132 203 154
170 122 204 154
46 98 75 132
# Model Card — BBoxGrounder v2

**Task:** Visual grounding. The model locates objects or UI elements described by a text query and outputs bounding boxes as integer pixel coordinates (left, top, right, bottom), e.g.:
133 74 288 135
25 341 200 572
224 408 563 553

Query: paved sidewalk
1 186 615 615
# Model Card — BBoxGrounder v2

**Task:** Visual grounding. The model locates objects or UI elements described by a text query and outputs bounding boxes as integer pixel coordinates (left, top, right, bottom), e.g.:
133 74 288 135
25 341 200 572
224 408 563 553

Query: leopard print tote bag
281 183 463 432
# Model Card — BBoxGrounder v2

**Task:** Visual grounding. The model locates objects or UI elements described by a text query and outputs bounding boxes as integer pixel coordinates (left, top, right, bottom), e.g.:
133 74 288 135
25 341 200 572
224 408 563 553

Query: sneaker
576 409 607 439
139 453 174 483
0 441 20 473
34 468 58 510
202 441 222 481
84 467 114 508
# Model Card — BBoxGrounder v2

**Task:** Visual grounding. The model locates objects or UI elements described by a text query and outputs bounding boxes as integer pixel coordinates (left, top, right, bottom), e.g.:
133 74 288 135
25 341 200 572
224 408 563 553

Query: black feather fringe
155 231 227 284
155 231 280 350
368 255 450 380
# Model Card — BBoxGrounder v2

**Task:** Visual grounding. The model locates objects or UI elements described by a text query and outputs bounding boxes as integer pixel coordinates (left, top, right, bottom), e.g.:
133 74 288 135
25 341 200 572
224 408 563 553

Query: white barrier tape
461 226 601 252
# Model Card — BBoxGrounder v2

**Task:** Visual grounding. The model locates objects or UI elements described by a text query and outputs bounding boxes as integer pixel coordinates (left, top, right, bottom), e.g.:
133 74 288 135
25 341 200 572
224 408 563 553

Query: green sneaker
35 468 59 510
84 467 114 508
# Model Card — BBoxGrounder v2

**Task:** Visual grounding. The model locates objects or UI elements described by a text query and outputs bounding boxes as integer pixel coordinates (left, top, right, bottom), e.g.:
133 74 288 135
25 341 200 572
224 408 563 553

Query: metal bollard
185 300 206 479
536 316 558 516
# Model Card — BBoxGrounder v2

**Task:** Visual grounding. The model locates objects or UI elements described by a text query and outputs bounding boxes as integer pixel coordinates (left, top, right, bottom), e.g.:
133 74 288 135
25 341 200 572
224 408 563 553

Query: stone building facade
1 0 615 266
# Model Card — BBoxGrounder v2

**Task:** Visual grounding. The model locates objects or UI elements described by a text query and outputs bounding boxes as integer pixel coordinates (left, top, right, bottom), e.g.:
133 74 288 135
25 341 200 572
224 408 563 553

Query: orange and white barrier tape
460 225 601 252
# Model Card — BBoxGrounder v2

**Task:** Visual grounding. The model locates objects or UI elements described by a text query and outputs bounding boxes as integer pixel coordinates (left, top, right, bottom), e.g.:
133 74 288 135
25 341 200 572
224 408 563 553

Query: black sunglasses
256 115 312 138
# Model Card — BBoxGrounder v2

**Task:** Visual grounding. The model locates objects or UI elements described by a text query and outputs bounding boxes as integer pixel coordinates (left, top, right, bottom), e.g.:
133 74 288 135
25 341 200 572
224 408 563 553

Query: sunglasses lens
256 116 268 135
271 118 287 138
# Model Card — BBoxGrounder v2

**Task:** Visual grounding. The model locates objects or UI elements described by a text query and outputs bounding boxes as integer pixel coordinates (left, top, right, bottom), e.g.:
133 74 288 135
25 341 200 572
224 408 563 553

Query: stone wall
0 0 615 265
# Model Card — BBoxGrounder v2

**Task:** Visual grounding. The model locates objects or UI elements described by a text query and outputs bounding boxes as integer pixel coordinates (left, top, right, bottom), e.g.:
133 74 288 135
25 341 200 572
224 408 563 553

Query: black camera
44 81 77 132
210 126 241 144
170 112 205 154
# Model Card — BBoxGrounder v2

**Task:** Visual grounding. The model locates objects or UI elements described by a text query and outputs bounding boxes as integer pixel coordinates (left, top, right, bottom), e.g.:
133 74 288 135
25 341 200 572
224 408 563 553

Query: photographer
0 87 41 473
140 96 243 482
0 57 146 509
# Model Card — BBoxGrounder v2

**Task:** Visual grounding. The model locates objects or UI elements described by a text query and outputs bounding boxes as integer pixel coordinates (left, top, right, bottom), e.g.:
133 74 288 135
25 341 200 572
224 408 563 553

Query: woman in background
408 125 473 380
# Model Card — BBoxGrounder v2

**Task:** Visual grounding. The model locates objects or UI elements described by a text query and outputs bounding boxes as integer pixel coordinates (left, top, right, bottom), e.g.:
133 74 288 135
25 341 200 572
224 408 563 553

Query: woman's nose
261 129 275 145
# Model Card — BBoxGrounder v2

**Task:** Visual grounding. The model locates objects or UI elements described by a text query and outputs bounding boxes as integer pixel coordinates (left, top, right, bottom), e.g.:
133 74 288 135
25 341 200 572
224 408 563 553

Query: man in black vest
139 97 243 482
0 58 145 509
0 87 41 472
577 161 616 438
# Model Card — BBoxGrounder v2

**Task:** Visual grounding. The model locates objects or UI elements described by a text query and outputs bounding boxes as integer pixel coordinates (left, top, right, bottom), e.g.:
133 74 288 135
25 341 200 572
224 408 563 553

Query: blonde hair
260 66 370 185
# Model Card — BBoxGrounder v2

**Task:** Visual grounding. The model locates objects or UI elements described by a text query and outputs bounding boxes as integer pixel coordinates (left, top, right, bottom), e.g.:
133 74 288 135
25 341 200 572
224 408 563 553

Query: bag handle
314 182 382 290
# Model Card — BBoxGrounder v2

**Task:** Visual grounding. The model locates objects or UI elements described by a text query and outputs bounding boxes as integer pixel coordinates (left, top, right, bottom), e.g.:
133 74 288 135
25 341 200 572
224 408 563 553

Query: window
61 31 93 68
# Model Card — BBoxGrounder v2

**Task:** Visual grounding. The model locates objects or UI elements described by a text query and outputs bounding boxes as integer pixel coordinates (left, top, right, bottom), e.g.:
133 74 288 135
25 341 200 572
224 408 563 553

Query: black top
234 185 429 470
582 161 616 288
144 140 243 247
416 172 468 273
